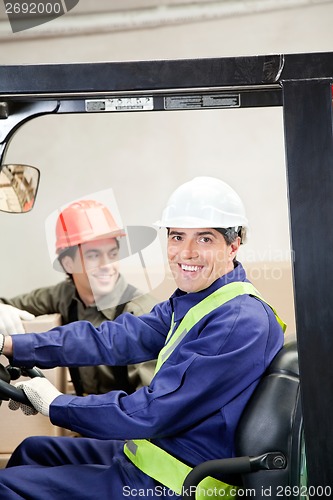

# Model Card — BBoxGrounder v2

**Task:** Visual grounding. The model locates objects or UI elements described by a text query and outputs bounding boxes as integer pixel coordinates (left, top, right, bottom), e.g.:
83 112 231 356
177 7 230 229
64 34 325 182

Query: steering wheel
0 362 44 406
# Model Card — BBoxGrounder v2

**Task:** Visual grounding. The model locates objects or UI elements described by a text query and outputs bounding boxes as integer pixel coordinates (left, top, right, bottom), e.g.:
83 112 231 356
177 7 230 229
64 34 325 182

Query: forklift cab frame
0 51 332 492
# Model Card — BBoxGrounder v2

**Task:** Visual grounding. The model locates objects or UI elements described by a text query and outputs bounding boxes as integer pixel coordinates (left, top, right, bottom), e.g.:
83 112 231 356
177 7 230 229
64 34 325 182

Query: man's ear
229 236 241 260
60 255 74 274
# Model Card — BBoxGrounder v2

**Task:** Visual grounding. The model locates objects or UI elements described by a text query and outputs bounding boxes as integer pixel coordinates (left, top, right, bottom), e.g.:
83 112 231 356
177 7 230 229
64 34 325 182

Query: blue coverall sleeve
49 295 283 441
11 301 171 368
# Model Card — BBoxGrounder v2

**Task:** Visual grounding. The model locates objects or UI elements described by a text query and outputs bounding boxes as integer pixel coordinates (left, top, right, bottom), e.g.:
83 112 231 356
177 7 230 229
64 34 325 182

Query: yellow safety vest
124 281 286 499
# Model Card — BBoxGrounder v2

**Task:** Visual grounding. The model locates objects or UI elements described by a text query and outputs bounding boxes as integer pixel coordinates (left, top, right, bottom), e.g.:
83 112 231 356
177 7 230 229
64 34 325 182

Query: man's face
62 237 120 303
167 228 240 293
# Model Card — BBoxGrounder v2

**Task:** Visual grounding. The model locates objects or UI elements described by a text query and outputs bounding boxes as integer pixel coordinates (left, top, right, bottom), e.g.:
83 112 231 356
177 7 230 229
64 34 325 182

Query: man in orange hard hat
0 199 157 395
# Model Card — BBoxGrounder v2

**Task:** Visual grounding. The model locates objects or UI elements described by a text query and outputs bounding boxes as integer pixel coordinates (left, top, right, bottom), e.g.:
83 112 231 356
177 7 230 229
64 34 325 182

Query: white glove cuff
20 378 62 417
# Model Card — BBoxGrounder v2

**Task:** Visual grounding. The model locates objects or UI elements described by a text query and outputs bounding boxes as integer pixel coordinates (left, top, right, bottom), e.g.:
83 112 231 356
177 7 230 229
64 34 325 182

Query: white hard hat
154 176 249 243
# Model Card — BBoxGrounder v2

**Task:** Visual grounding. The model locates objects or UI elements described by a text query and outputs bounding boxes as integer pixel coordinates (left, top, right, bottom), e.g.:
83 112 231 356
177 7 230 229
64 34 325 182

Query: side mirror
0 164 40 213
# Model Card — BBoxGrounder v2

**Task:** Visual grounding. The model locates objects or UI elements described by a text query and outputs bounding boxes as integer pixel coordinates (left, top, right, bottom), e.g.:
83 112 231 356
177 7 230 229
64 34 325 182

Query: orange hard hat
55 200 126 255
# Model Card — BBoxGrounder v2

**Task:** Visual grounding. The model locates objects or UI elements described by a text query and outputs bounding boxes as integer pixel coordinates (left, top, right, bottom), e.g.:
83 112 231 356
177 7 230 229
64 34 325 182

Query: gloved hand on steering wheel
0 303 35 335
8 378 62 416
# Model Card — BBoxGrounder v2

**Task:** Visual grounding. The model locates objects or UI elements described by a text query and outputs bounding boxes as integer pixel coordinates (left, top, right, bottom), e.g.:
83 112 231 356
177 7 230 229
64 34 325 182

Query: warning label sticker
85 97 154 112
164 94 240 110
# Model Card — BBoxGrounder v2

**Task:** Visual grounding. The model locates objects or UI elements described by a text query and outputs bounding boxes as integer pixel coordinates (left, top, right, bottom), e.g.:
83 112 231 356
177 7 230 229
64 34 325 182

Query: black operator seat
182 341 304 499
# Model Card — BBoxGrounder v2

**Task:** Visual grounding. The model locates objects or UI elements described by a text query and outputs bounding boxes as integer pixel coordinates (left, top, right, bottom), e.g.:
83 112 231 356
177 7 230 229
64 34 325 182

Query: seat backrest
235 341 303 497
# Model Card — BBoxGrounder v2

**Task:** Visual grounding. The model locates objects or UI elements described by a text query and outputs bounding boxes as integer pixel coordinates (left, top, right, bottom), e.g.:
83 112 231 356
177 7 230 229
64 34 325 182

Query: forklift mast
0 51 332 488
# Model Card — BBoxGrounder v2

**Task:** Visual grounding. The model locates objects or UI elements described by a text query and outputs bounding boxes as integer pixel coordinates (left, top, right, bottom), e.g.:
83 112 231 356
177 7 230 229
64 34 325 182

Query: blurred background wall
1 0 333 334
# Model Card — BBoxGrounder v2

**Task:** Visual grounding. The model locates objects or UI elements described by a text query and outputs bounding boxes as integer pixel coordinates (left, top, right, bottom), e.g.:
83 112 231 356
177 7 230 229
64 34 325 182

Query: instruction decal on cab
85 97 154 112
164 94 240 110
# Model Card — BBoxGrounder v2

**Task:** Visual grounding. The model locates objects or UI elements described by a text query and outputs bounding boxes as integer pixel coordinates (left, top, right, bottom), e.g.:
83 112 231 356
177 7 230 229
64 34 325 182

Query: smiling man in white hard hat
0 177 285 500
155 176 248 294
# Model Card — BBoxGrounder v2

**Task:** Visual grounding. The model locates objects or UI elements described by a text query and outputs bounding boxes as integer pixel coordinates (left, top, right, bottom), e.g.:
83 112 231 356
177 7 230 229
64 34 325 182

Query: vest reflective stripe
125 281 286 497
154 281 286 373
124 439 236 498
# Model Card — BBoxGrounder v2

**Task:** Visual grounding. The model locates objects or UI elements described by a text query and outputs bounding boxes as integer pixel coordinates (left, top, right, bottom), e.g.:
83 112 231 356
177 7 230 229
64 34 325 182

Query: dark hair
57 246 79 281
214 228 240 245
58 245 79 263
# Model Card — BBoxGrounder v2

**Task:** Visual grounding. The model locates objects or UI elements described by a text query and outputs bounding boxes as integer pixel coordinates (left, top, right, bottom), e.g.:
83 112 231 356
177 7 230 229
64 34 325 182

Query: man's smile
179 263 204 273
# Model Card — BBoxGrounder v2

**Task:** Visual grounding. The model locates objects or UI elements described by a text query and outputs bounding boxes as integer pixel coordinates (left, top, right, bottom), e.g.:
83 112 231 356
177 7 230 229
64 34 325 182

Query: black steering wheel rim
0 364 44 406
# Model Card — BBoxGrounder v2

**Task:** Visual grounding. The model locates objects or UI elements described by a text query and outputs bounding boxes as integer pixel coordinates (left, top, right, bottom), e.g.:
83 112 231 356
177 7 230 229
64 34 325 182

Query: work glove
0 303 35 335
8 377 62 417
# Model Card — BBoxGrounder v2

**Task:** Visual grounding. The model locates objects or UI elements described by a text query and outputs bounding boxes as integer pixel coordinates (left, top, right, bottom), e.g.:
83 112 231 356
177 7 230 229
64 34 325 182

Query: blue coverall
0 262 284 499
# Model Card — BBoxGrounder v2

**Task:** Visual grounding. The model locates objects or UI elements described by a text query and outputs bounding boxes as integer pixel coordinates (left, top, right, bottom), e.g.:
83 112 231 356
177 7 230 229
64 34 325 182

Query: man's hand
8 378 62 417
0 303 35 335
